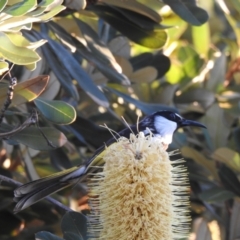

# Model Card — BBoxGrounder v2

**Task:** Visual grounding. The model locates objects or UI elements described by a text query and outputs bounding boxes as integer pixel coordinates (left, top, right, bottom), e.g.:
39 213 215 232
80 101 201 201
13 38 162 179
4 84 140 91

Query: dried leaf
0 75 49 106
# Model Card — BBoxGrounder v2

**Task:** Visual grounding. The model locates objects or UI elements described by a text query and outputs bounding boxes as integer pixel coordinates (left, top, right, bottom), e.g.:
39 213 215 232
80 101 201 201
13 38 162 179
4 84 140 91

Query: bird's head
142 111 206 145
154 111 206 129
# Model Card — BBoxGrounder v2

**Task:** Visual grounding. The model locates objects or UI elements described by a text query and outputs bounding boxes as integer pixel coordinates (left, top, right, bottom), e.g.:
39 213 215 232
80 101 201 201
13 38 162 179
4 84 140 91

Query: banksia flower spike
88 132 191 240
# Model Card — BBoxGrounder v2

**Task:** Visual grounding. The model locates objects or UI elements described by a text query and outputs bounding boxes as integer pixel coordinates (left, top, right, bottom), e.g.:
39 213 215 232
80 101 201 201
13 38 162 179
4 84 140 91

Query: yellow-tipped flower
88 132 191 240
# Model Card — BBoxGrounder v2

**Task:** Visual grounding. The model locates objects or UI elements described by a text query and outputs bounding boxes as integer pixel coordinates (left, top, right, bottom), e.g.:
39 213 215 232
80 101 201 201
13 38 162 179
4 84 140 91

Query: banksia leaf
88 132 191 240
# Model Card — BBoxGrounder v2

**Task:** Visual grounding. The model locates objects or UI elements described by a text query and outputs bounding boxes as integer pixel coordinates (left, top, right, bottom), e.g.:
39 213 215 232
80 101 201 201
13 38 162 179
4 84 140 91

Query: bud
88 132 190 240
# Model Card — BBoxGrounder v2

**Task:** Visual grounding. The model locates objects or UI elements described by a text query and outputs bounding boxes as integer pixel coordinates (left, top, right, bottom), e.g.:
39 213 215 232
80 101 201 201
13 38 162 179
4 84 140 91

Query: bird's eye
170 113 176 120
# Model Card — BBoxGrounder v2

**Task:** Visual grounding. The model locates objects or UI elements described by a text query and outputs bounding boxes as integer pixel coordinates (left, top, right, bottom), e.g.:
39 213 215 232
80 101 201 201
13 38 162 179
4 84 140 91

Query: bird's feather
13 124 137 212
13 111 205 212
14 182 72 212
14 166 82 198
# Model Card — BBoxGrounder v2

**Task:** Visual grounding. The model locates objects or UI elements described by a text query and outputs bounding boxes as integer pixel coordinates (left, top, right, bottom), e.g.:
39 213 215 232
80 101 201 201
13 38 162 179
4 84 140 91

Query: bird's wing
14 166 81 198
13 165 85 212
13 120 149 212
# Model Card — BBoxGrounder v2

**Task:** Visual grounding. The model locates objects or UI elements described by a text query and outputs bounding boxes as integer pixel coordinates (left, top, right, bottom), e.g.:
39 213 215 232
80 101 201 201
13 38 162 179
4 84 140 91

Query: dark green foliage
1 0 240 239
163 0 208 26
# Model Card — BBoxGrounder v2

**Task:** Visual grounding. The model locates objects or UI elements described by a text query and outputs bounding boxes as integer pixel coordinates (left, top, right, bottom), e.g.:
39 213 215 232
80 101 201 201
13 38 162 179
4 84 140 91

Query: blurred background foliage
0 0 240 239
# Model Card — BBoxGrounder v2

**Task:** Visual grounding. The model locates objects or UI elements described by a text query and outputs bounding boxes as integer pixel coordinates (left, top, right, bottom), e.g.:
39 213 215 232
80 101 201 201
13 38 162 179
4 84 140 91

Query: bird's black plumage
13 111 205 212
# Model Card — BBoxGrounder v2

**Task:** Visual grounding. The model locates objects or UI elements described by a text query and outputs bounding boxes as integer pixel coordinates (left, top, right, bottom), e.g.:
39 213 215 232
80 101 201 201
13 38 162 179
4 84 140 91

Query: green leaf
25 26 76 98
38 0 56 7
36 231 64 240
61 212 87 240
175 88 215 109
0 123 67 150
96 4 167 31
231 0 240 14
74 17 122 73
48 21 130 85
39 30 109 107
76 44 130 85
163 0 208 26
26 6 47 16
219 1 240 47
7 22 33 32
212 147 240 173
222 38 239 60
156 83 178 105
0 0 7 12
166 45 204 84
206 53 226 92
130 66 158 83
10 126 67 150
218 164 240 197
4 0 37 16
40 71 61 100
90 5 167 49
107 87 176 114
162 13 187 43
165 62 184 84
199 187 236 203
192 22 210 58
38 5 66 21
41 0 63 10
0 61 9 74
178 46 204 78
0 75 49 106
3 0 22 6
201 104 231 149
15 75 49 103
0 32 41 65
130 53 170 79
5 32 47 49
39 42 79 100
25 62 37 71
181 146 219 181
100 0 161 23
0 16 38 31
34 98 76 125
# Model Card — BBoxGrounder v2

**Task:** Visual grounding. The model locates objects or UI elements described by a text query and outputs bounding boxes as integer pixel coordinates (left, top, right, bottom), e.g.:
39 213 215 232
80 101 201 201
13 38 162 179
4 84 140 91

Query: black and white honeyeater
13 111 205 212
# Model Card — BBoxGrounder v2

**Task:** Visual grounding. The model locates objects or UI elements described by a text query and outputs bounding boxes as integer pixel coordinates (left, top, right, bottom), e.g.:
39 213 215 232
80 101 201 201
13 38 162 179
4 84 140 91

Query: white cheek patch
153 116 177 144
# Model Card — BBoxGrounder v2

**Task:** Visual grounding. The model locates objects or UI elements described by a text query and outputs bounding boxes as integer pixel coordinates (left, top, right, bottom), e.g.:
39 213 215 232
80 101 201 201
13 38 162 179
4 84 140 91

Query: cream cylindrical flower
88 132 190 240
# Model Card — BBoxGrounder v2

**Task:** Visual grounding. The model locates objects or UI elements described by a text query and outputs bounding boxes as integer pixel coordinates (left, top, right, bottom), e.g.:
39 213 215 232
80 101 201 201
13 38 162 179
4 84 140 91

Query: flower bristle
88 132 191 240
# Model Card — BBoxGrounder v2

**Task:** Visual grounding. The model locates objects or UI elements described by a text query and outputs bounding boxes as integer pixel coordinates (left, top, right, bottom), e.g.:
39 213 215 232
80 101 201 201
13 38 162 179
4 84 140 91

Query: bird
13 111 206 212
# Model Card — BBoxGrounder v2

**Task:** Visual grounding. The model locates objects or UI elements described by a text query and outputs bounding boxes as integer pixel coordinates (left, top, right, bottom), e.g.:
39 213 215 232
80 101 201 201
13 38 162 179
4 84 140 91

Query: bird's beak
180 119 206 128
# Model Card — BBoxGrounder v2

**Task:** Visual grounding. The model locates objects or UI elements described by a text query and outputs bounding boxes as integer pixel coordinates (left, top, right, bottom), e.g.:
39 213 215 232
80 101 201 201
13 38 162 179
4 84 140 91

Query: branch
0 69 17 124
0 111 37 138
0 174 73 213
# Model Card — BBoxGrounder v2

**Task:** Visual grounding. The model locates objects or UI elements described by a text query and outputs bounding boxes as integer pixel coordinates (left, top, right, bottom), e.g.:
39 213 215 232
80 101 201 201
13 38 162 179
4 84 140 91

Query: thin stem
35 119 56 148
0 71 17 124
0 110 37 138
